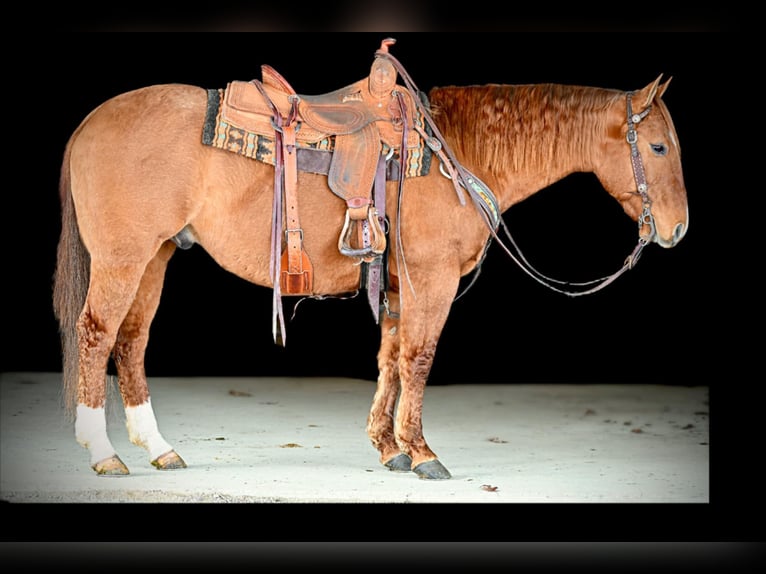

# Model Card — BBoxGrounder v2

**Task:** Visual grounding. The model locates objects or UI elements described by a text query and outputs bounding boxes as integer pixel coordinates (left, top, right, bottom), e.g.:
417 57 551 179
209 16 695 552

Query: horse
52 40 688 480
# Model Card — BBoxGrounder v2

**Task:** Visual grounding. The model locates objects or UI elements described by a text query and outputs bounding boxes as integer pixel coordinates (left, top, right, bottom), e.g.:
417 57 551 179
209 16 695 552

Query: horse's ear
657 76 673 99
639 74 665 108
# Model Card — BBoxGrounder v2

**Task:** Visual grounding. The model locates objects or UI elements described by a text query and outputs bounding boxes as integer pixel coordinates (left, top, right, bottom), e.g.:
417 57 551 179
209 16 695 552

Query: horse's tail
52 135 90 419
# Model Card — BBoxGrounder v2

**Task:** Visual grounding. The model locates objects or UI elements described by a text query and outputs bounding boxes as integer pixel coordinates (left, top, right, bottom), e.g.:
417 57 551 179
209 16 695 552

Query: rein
375 47 503 300
377 45 659 301
484 91 657 297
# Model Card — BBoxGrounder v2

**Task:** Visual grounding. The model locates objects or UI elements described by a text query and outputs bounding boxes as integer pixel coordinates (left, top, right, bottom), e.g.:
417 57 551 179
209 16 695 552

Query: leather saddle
217 39 420 301
222 63 421 156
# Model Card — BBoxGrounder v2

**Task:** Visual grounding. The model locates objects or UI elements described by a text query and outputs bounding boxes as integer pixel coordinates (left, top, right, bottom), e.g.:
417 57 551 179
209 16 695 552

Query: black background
2 15 760 560
4 33 730 385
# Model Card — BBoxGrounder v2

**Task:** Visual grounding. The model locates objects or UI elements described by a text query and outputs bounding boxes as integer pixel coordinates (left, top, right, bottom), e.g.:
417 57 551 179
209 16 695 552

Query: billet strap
365 149 389 322
282 121 306 277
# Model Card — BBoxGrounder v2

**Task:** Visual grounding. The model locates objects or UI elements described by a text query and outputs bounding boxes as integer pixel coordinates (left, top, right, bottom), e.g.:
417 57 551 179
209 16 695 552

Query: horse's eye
650 143 667 156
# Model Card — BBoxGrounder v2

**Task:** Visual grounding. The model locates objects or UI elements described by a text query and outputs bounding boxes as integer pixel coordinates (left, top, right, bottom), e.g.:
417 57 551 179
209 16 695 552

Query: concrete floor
0 372 708 503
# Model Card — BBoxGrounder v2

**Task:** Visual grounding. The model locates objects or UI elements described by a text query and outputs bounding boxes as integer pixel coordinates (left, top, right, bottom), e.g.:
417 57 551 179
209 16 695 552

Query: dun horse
53 40 688 479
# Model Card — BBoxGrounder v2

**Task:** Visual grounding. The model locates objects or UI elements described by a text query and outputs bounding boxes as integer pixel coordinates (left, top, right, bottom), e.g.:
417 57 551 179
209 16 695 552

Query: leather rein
378 44 659 301
482 91 657 297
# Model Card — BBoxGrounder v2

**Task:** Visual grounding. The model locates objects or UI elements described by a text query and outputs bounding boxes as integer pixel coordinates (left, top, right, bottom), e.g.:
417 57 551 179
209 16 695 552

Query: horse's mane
428 83 625 175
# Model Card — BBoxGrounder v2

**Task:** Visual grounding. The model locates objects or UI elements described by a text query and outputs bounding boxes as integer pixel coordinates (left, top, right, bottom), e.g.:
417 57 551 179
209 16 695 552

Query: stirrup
338 206 386 262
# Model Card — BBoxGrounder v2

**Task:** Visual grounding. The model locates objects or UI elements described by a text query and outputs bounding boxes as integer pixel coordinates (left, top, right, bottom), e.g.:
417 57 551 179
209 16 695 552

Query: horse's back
72 83 207 148
67 84 211 259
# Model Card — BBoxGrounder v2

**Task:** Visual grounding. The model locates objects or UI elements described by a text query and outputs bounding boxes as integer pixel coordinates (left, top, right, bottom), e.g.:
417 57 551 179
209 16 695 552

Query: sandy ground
0 372 709 503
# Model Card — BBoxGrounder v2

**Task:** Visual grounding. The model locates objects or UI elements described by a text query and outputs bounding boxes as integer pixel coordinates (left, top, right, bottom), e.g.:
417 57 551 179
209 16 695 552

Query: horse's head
597 75 688 248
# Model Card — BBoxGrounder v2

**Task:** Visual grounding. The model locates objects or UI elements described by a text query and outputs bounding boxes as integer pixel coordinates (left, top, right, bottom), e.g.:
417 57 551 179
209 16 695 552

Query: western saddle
212 38 432 342
204 38 493 344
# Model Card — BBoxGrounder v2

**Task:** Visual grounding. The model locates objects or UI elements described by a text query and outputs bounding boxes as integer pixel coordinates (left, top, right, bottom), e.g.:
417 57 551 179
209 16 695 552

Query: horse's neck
430 84 618 210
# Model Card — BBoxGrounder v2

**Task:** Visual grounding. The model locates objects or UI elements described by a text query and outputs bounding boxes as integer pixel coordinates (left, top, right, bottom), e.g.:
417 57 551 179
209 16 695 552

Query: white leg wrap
75 404 117 465
125 400 174 461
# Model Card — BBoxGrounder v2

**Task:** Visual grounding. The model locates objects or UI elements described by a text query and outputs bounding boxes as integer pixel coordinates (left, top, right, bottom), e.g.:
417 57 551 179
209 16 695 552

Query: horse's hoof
413 459 452 480
384 453 413 472
151 450 187 470
93 455 130 476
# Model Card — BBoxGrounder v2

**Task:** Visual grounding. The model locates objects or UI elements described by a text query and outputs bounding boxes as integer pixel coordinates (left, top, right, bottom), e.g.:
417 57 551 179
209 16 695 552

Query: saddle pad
202 88 432 179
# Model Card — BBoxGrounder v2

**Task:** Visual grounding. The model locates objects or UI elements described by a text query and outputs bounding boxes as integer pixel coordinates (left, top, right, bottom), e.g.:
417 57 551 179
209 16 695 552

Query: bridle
376 46 659 301
626 91 658 248
457 90 660 299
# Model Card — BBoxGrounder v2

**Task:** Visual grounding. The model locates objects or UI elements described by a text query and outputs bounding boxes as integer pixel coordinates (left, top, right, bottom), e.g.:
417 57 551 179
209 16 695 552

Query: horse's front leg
395 335 451 480
366 292 412 472
395 279 457 480
113 242 186 470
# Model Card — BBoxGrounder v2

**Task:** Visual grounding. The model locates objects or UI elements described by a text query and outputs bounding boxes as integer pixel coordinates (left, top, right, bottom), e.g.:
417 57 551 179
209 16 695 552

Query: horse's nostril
673 222 685 243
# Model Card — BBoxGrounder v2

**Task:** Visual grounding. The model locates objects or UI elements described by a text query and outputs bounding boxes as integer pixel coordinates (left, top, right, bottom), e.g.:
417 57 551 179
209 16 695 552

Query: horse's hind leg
112 241 186 470
366 292 412 472
75 261 151 475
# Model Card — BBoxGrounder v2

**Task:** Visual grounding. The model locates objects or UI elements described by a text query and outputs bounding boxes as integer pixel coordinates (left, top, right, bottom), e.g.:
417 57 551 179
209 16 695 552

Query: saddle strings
252 78 291 343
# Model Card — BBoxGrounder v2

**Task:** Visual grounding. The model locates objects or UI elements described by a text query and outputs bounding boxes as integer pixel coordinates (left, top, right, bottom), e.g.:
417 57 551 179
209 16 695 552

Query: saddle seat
221 61 420 154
